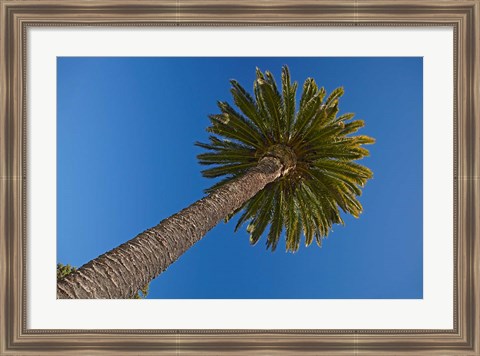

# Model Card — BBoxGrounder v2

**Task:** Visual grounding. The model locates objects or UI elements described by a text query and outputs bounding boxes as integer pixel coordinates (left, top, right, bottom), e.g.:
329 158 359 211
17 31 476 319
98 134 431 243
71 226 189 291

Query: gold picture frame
1 0 479 354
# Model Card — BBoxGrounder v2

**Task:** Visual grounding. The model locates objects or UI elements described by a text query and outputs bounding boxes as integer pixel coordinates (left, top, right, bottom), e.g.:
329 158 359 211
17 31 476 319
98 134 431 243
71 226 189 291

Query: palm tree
57 263 149 299
57 66 374 299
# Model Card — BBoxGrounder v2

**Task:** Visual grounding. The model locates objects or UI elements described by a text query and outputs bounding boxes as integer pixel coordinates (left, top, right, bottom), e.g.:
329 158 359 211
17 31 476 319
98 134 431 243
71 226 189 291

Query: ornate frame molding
1 0 478 354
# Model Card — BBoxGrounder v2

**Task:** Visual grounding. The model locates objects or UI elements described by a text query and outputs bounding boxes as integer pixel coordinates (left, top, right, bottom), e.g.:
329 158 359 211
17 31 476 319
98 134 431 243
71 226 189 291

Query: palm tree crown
196 66 374 252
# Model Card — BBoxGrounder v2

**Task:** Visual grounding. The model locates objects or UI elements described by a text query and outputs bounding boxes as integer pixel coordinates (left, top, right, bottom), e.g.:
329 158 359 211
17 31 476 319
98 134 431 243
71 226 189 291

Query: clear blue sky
57 57 423 299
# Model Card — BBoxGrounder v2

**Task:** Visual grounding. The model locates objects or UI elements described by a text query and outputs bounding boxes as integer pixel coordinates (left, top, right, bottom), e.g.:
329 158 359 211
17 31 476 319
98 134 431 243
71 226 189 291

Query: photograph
56 57 423 300
2 0 478 353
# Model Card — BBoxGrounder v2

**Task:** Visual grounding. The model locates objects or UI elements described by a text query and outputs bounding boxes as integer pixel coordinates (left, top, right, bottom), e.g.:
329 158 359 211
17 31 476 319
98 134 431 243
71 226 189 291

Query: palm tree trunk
57 156 284 299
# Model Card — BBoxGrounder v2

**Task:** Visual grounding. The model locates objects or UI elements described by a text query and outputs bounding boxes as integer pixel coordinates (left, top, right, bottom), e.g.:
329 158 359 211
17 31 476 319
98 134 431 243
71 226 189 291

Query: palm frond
281 66 297 139
255 69 284 141
229 79 270 139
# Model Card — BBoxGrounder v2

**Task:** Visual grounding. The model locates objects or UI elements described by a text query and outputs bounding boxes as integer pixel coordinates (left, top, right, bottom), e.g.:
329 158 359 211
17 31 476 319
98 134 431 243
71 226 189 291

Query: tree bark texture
57 156 284 299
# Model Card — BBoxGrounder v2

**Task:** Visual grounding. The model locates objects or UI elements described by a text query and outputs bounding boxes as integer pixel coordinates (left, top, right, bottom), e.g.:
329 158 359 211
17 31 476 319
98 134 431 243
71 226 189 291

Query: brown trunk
57 156 284 299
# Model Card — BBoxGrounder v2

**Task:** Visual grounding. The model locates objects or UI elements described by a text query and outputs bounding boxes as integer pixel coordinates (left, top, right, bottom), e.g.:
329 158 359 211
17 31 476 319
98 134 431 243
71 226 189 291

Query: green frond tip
196 65 375 252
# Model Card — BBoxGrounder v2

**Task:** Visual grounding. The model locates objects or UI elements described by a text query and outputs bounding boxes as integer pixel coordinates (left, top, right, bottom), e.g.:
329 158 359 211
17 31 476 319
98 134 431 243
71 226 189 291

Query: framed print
1 0 479 355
